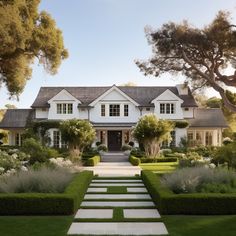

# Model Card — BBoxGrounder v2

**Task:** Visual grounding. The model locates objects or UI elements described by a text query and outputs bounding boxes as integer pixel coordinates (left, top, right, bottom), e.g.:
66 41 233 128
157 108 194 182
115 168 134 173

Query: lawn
163 215 236 236
0 216 73 236
0 215 236 235
140 161 178 173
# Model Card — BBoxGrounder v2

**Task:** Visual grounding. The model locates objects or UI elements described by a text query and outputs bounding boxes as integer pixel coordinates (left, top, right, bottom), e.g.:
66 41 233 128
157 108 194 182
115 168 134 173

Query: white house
0 84 228 151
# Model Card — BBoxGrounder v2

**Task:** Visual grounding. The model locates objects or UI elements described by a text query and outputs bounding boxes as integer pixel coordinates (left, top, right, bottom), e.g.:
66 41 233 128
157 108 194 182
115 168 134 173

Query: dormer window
57 103 73 114
109 104 120 116
160 103 175 114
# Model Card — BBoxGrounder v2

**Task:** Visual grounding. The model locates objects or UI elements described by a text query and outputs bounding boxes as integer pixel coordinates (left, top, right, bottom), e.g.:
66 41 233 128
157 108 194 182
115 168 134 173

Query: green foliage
141 170 236 214
174 120 189 128
0 0 68 96
130 147 145 157
212 142 236 169
140 157 178 163
60 119 96 154
121 144 132 151
0 167 73 193
206 97 222 108
129 155 141 166
21 138 59 165
97 144 108 152
84 155 100 166
132 114 174 158
162 167 236 194
136 11 236 112
0 170 93 215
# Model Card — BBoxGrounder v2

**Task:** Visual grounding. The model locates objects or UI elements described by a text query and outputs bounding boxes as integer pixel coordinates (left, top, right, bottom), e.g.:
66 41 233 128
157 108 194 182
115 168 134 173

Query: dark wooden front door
108 131 122 151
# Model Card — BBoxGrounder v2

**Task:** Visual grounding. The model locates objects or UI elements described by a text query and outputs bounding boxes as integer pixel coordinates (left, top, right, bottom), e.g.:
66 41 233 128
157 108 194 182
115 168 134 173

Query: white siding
35 109 49 119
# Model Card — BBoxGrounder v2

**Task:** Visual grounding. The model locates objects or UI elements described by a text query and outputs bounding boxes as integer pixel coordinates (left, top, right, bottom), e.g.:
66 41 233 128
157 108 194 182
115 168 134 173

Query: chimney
176 83 188 95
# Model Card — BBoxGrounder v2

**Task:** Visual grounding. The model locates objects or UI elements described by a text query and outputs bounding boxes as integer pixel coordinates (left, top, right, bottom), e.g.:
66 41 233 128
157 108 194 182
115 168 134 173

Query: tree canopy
136 11 236 112
59 119 96 155
132 114 174 158
0 0 68 97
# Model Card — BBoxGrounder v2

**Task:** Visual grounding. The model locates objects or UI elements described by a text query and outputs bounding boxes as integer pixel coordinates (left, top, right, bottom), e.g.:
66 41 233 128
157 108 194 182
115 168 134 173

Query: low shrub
141 170 236 215
130 148 145 157
212 142 236 169
0 167 73 193
161 167 236 194
0 170 93 215
84 155 100 166
128 141 134 147
129 155 140 166
174 120 189 128
97 144 108 152
140 157 178 163
121 144 132 151
223 137 233 145
160 149 172 156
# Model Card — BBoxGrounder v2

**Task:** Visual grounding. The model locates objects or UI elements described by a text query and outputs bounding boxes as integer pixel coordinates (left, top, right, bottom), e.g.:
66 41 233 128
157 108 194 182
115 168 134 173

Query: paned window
53 131 60 148
205 131 213 146
124 104 129 116
160 103 175 114
170 131 176 147
109 104 120 116
56 103 73 114
101 104 105 116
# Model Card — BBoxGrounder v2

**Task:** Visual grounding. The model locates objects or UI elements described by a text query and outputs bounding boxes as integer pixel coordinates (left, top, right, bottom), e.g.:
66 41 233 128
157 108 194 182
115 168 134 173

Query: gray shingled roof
188 108 228 128
0 109 34 128
31 86 197 108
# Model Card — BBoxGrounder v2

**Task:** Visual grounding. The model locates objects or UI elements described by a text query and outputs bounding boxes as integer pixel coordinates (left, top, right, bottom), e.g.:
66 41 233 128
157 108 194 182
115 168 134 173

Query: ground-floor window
187 130 215 146
100 131 106 144
15 133 22 146
53 131 60 148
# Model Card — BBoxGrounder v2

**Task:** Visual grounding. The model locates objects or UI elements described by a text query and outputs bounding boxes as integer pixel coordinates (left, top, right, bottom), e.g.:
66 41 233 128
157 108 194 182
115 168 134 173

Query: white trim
151 89 183 103
89 85 139 106
48 89 81 104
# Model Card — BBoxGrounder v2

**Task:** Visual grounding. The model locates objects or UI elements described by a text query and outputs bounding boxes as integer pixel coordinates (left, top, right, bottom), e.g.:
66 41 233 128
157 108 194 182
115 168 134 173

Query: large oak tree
136 11 236 112
0 0 68 97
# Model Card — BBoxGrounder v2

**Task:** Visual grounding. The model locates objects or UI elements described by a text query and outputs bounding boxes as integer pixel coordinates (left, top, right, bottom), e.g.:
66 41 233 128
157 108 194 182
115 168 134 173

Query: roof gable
89 85 139 106
151 89 183 103
48 89 81 104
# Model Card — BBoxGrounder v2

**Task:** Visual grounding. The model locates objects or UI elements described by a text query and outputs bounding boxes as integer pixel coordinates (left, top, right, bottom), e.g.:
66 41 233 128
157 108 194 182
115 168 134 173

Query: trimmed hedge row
129 155 177 165
129 155 140 166
0 170 93 215
84 155 100 166
141 170 236 215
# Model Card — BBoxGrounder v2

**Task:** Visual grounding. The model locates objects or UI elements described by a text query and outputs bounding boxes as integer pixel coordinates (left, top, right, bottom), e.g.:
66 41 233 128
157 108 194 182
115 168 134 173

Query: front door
108 130 122 151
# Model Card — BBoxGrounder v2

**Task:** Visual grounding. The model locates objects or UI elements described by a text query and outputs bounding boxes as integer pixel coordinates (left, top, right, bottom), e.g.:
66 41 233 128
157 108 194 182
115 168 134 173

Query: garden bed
0 170 93 215
141 170 236 215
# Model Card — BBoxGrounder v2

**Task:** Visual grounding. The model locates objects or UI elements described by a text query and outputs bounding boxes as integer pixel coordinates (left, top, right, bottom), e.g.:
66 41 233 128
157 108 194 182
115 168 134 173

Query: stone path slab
75 209 113 219
92 179 142 183
87 188 107 193
90 183 144 187
127 187 148 193
84 194 151 200
81 201 155 207
124 209 161 219
67 222 168 235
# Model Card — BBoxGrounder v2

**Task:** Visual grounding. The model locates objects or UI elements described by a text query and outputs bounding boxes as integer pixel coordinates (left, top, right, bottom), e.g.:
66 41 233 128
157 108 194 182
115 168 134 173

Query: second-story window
124 104 129 116
101 104 105 116
109 104 120 116
57 103 73 114
160 103 175 114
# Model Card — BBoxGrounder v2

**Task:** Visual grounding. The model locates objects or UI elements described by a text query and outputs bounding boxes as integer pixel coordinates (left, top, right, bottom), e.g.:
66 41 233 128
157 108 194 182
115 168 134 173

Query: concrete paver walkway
67 176 168 235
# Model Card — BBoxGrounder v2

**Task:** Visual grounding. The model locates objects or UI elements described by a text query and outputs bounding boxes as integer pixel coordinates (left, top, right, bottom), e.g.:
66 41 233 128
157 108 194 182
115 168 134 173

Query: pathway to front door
67 176 168 235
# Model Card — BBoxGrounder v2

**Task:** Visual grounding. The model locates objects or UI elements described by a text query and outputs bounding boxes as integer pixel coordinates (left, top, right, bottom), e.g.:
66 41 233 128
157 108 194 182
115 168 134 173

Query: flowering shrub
49 158 73 168
0 149 29 176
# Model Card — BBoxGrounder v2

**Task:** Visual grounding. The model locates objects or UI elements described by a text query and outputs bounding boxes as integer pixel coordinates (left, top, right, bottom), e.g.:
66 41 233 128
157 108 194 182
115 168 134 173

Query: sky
1 0 236 108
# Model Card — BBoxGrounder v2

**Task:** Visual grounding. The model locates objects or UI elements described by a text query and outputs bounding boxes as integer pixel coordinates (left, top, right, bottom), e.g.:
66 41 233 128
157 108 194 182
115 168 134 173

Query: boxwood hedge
0 170 93 215
84 155 100 166
141 170 236 215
